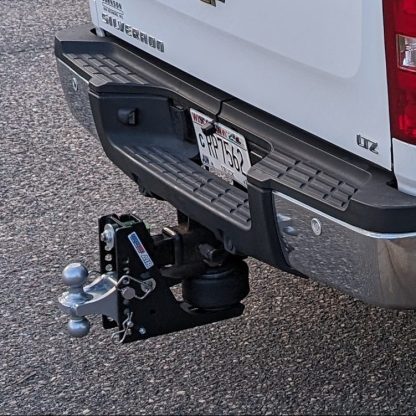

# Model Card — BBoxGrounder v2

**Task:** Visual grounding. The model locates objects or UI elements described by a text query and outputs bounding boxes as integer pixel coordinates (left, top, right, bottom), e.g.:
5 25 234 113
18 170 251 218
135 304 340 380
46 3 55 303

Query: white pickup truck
56 0 416 343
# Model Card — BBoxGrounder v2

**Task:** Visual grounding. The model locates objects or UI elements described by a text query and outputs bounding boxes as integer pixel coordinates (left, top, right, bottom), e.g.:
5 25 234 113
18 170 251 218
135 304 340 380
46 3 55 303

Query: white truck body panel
393 139 416 196
90 0 393 170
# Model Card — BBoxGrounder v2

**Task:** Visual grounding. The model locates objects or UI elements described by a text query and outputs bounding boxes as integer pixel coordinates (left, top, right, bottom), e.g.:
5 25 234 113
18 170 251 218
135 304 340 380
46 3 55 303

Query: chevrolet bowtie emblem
201 0 225 6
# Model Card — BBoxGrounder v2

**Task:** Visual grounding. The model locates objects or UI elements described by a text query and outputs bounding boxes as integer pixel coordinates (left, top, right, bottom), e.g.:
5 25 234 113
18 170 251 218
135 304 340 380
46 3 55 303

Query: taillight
384 0 416 144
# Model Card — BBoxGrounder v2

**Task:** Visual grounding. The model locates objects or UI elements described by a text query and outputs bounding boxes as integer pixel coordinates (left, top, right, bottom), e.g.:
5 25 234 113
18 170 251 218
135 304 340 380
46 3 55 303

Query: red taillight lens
384 0 416 144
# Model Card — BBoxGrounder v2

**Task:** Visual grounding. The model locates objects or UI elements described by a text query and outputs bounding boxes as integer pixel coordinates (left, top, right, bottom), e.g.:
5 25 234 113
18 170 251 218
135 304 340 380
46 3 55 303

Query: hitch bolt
121 287 136 300
121 275 131 285
100 224 116 251
138 326 147 335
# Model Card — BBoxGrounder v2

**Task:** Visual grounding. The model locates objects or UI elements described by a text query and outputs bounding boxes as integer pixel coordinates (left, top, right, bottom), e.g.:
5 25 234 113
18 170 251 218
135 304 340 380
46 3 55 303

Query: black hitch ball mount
58 213 250 344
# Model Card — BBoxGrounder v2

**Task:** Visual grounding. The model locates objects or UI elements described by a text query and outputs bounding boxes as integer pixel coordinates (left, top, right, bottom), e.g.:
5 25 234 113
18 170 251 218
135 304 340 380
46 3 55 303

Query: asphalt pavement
1 1 416 414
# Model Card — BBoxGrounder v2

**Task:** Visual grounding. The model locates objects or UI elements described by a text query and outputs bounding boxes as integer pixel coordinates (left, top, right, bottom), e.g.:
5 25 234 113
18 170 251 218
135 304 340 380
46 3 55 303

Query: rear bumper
56 25 416 308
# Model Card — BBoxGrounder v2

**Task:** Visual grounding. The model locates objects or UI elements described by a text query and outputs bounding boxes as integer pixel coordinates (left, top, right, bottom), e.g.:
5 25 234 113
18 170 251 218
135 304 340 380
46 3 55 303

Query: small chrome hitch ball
62 262 89 287
67 316 91 338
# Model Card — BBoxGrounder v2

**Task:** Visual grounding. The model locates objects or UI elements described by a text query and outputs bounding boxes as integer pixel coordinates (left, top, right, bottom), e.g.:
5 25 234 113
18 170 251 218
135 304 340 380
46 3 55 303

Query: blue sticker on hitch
128 232 155 270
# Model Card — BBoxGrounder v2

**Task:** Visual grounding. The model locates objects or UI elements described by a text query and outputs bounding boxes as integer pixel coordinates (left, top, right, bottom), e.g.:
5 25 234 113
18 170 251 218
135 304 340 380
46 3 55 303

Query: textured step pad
253 151 357 210
124 146 251 227
65 52 148 84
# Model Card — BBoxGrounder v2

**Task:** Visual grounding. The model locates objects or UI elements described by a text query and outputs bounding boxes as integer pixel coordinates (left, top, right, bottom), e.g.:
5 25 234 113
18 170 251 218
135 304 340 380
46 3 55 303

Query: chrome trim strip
276 192 416 239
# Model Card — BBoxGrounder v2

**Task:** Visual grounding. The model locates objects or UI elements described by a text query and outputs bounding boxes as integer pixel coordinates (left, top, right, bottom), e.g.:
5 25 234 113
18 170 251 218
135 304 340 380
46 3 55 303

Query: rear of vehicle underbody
56 23 416 344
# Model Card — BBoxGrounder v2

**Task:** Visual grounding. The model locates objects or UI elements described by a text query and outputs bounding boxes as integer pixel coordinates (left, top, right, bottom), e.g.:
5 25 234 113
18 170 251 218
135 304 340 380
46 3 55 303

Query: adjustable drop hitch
58 213 250 344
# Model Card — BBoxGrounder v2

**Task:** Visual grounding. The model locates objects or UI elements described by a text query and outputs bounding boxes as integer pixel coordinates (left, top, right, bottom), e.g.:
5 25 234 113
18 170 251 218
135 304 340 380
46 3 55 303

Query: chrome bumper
275 193 416 309
57 60 98 138
57 57 416 309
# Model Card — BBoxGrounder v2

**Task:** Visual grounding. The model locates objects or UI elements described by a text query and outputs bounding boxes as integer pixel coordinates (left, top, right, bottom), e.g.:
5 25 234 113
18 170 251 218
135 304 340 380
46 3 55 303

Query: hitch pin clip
111 311 134 345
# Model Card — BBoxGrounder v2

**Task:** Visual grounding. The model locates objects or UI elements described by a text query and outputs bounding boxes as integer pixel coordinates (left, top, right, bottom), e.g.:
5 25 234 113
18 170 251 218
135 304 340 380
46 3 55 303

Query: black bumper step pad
124 146 251 229
65 52 149 85
252 151 357 211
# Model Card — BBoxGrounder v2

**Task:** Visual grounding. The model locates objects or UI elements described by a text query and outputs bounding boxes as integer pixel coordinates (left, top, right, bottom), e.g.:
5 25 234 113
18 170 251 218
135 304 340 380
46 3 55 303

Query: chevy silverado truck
57 0 416 344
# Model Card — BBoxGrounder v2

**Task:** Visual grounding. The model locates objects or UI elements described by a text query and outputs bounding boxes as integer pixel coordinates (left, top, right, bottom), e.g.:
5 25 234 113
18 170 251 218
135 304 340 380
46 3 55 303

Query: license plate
190 109 251 187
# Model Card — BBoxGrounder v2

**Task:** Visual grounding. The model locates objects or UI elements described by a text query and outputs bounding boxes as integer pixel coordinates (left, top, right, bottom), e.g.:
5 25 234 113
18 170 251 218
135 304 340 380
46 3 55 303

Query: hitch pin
111 311 134 345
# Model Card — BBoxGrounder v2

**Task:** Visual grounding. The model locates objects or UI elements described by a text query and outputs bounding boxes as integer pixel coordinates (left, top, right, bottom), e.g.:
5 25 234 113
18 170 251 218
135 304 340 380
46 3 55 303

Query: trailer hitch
58 214 249 343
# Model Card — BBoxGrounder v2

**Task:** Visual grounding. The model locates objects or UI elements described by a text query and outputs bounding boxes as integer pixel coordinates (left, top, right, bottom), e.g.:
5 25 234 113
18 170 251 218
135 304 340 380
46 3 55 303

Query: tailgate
91 0 392 170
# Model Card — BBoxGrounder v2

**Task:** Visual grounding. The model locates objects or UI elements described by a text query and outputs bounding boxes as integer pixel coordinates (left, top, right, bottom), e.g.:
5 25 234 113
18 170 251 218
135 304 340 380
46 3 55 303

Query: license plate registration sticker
190 109 251 187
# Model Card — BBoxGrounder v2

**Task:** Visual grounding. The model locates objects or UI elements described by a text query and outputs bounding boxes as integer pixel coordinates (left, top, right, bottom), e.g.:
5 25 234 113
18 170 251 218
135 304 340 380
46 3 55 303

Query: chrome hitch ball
59 263 92 337
58 263 119 338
